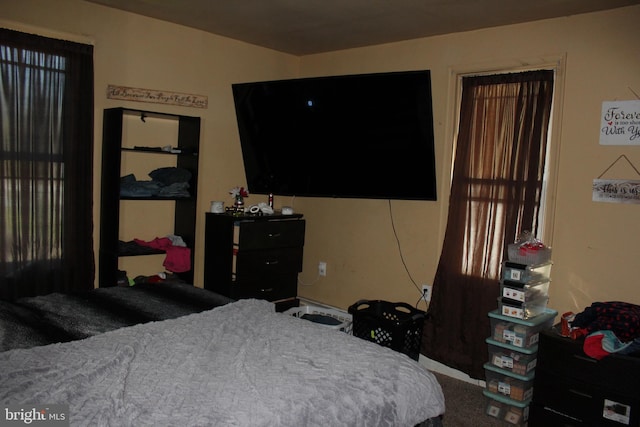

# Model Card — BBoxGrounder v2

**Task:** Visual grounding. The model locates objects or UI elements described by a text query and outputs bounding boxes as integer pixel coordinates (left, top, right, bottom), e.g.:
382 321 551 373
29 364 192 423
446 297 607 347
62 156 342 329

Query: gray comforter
0 299 444 426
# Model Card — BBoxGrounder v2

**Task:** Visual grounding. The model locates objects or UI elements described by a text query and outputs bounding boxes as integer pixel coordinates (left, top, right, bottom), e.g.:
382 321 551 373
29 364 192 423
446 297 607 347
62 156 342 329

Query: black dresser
530 327 640 426
203 212 305 308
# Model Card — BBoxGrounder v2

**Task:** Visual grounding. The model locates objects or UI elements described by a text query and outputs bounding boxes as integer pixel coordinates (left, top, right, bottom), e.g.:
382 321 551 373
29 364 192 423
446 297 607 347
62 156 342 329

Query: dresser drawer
532 371 640 426
230 275 297 301
238 220 305 250
537 330 640 396
235 247 303 278
529 403 584 426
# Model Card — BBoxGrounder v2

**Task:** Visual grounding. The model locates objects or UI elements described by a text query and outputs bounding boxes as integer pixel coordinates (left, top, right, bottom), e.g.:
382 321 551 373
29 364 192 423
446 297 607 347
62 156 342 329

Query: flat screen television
231 70 437 201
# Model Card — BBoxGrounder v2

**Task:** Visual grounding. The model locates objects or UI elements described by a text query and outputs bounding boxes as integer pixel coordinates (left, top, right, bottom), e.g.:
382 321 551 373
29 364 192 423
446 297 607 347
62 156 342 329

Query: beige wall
1 0 301 286
295 7 640 316
2 0 639 318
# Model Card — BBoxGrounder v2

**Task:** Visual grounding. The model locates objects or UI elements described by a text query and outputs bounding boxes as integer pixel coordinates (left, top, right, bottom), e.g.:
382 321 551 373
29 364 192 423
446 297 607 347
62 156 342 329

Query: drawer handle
568 388 593 399
268 233 282 238
264 260 279 266
259 288 274 293
573 354 597 363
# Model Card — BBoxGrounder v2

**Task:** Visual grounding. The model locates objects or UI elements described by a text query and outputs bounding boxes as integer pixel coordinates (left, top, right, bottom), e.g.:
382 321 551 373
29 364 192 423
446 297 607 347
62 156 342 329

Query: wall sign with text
592 179 640 204
600 100 640 145
107 85 208 109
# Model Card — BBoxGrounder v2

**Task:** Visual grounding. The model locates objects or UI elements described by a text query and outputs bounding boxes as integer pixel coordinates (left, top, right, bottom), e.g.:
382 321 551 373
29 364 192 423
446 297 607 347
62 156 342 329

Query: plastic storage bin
489 309 557 349
348 300 426 361
501 278 550 303
483 390 530 426
285 305 353 333
507 243 552 265
502 260 552 284
499 296 549 320
485 363 535 402
487 338 537 375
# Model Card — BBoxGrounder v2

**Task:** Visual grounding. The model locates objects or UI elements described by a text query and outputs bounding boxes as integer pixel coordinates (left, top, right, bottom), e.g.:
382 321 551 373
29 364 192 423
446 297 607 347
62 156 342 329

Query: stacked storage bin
483 240 557 426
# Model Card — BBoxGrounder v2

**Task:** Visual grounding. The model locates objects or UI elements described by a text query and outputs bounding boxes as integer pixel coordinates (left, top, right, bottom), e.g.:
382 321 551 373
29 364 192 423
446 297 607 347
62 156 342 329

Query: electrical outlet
318 261 327 277
421 284 432 302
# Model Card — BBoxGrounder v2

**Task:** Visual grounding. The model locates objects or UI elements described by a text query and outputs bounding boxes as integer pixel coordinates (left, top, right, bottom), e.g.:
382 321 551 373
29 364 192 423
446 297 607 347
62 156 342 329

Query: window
422 70 555 379
0 28 94 300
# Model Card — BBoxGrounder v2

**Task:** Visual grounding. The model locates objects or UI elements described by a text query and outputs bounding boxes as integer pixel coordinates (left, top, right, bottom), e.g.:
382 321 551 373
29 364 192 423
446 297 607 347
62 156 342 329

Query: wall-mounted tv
231 70 437 201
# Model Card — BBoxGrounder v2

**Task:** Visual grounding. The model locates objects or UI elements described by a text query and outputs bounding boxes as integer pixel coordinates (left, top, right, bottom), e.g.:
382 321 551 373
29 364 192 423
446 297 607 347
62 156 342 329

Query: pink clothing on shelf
134 237 191 273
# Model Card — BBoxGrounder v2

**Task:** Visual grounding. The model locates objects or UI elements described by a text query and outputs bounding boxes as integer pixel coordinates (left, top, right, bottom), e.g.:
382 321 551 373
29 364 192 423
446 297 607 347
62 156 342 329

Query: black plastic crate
348 300 426 361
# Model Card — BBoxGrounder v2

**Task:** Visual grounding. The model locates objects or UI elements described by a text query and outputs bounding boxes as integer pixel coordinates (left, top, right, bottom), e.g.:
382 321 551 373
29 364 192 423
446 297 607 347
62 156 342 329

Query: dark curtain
0 28 94 301
422 70 554 379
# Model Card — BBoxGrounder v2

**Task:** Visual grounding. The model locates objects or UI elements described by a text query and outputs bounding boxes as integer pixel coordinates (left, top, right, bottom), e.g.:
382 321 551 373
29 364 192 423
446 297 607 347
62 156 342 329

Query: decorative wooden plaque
107 84 208 109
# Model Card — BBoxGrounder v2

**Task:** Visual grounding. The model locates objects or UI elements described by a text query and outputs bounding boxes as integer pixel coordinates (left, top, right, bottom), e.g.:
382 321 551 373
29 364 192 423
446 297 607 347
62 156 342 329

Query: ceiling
84 0 638 55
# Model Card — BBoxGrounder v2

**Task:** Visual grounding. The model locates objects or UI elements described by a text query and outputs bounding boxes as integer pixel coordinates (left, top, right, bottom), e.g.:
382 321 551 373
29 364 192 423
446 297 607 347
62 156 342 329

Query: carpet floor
434 372 524 426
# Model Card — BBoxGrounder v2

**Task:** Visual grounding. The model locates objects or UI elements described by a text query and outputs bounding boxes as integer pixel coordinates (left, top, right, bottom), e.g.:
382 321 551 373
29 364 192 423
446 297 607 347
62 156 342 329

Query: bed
0 283 445 426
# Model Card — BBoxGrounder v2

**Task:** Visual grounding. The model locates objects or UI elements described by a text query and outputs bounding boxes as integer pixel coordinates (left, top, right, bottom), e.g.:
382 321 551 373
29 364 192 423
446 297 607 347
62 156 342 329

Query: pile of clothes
120 167 191 198
119 235 191 273
571 301 640 359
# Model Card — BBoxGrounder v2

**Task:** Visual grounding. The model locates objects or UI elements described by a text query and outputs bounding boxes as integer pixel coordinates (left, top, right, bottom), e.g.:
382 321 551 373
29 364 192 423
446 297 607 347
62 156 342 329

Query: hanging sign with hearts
600 100 640 145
